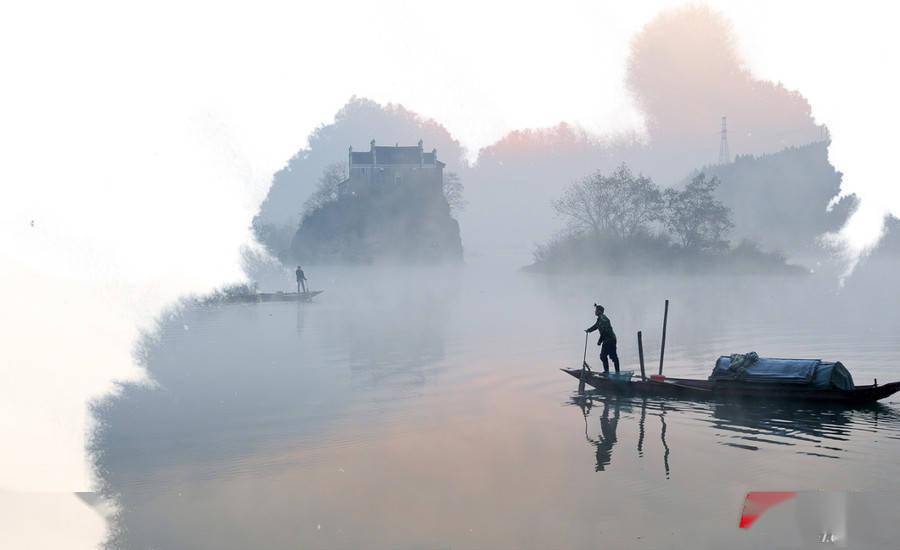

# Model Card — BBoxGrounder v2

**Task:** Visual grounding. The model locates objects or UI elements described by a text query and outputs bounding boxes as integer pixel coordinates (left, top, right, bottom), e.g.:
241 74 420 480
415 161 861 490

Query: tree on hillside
553 163 663 239
302 163 347 218
663 173 733 251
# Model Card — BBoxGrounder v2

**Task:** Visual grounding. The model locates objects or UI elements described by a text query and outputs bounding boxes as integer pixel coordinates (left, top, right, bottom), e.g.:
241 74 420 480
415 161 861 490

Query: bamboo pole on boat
637 331 646 381
659 299 669 376
579 331 589 393
582 331 589 369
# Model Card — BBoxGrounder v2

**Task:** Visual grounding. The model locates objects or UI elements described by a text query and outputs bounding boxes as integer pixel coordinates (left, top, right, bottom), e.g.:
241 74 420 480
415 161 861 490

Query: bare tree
553 163 663 239
302 163 347 218
663 172 733 250
443 171 466 213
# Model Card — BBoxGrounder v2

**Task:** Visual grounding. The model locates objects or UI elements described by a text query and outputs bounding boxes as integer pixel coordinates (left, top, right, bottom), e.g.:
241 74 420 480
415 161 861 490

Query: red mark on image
739 491 797 529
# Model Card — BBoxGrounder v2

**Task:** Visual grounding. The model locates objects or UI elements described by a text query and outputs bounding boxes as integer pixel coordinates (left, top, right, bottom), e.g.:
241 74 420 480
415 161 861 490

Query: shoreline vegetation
525 164 808 275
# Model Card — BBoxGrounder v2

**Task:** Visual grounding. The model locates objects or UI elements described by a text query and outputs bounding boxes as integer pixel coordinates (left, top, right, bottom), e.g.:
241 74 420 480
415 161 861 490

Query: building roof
350 143 441 166
350 151 373 164
373 146 421 164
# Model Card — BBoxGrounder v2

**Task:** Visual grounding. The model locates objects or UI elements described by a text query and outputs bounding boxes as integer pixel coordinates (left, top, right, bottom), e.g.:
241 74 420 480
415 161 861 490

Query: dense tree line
531 163 803 274
553 163 732 251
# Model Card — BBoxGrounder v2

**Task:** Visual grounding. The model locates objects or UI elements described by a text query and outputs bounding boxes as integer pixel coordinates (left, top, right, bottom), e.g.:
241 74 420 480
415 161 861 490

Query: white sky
1 1 899 547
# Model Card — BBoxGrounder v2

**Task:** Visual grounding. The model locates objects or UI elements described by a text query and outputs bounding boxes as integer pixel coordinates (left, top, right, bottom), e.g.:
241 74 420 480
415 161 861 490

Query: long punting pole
582 331 589 369
659 299 669 376
579 331 589 393
637 331 646 381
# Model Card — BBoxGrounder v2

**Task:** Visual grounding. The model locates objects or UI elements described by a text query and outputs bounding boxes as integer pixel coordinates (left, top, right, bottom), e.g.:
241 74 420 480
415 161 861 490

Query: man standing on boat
295 265 308 294
586 304 619 374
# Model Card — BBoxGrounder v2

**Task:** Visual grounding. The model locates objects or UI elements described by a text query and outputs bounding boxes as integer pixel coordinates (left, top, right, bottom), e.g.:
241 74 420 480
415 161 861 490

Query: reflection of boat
222 290 324 304
574 391 900 463
562 366 900 404
577 395 620 472
574 394 671 477
706 399 883 455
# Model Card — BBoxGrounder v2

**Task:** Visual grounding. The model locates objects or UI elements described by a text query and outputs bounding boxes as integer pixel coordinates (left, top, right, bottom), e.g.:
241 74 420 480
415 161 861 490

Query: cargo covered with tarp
710 353 855 390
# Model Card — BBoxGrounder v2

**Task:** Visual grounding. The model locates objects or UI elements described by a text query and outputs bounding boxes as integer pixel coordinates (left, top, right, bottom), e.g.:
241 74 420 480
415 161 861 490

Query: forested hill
252 98 467 257
290 179 463 264
701 141 857 259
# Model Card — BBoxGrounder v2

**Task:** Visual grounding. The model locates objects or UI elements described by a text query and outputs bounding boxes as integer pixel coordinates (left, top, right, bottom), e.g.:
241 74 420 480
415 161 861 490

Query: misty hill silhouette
253 6 838 266
253 98 466 256
839 215 900 305
460 6 828 262
627 5 825 178
289 149 463 264
876 216 900 256
526 140 860 274
290 183 462 265
850 215 900 269
701 141 857 260
291 185 462 263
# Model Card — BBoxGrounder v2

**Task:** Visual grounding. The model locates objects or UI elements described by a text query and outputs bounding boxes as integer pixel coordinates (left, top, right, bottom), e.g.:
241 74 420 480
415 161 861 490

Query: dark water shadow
571 392 900 477
573 394 674 479
703 400 900 457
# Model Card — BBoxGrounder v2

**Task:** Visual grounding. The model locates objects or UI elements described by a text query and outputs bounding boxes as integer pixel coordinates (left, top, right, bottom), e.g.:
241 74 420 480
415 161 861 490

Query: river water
93 262 900 549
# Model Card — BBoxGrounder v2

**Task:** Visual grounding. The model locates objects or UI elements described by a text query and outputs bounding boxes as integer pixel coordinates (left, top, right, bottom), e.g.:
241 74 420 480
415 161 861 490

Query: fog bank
3 2 900 547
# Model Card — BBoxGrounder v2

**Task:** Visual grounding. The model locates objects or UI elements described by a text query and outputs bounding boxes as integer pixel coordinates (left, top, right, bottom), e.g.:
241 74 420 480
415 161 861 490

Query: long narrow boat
222 290 324 304
561 367 900 404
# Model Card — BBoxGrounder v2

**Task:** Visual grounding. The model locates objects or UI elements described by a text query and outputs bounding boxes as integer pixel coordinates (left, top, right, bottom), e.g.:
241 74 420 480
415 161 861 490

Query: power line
718 116 730 165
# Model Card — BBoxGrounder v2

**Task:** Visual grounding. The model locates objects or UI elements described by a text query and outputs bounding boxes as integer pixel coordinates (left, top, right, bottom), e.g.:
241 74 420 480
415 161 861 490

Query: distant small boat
221 290 324 304
563 356 900 404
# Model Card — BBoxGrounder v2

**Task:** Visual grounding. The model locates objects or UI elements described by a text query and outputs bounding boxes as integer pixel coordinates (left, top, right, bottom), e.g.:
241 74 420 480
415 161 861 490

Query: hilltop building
340 139 444 196
291 138 461 264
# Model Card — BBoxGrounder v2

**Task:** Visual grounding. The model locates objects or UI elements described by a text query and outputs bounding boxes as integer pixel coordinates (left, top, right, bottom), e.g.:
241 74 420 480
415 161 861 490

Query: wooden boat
222 290 324 304
561 368 900 404
565 300 900 405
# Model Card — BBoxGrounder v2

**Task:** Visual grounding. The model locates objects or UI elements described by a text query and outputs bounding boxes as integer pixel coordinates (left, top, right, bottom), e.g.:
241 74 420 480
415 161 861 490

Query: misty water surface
93 263 900 549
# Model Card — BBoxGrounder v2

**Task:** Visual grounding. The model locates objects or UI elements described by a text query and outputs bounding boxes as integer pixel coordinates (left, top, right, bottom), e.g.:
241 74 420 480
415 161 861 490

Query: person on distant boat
295 265 308 294
586 303 619 374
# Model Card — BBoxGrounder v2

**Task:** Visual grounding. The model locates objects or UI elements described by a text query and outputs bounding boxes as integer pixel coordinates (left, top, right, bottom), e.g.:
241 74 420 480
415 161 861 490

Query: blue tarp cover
710 356 855 389
711 356 819 384
812 362 855 390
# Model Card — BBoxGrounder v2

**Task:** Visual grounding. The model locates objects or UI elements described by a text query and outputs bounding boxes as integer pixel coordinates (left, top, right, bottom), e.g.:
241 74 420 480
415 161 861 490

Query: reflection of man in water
595 399 620 472
295 265 307 294
585 304 619 374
